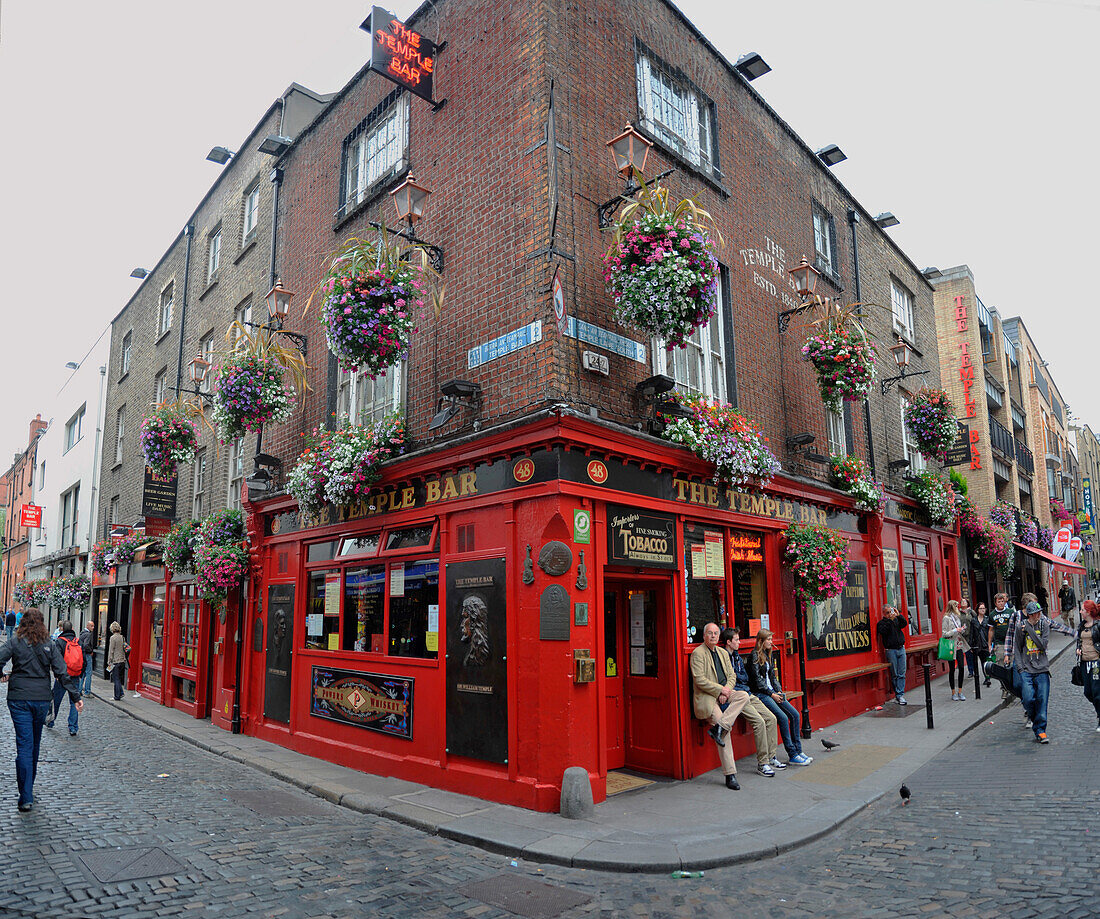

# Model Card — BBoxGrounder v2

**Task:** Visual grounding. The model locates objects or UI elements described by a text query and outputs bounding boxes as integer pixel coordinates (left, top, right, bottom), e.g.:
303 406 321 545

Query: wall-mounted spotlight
734 52 771 81
816 144 847 167
429 379 482 431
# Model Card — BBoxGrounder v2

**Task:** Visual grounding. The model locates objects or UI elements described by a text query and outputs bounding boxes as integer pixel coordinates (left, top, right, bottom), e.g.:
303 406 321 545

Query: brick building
1 415 48 610
1074 424 1099 585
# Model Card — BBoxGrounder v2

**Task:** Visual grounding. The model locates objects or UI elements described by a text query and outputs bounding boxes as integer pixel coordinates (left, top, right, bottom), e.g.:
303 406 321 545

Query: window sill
235 237 258 264
891 325 923 357
333 167 410 233
633 123 729 199
118 371 129 384
112 461 123 471
155 329 172 346
199 278 219 301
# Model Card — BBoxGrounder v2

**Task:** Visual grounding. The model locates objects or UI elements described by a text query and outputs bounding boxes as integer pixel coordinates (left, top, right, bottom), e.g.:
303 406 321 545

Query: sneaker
950 693 958 702
756 763 776 777
1037 733 1049 744
957 692 966 701
789 753 814 765
897 695 908 706
769 757 788 770
1094 724 1100 733
17 802 31 813
1024 719 1033 729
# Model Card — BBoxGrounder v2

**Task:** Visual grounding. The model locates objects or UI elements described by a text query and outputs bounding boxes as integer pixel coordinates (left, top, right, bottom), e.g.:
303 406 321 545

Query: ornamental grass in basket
603 179 720 349
784 523 849 603
658 395 779 490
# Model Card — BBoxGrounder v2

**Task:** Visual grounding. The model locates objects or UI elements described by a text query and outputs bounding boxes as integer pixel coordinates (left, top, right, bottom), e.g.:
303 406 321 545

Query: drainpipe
847 207 877 479
84 364 107 633
174 225 195 393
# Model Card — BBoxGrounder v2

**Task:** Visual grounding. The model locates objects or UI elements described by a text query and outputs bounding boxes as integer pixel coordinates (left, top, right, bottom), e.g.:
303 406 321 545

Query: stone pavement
95 635 1075 874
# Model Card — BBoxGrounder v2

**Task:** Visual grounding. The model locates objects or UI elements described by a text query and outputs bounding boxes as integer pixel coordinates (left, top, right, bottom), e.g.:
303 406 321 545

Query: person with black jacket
970 602 993 686
876 606 909 704
78 619 95 696
46 620 81 735
746 629 813 766
4 610 15 642
0 609 83 811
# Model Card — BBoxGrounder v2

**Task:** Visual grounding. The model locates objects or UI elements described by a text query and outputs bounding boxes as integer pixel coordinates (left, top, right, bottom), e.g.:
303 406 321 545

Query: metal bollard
972 657 982 701
923 661 934 729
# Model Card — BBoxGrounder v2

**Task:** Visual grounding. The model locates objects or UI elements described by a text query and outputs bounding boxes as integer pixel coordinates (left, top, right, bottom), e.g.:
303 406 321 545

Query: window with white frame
192 449 207 518
232 298 252 345
198 333 215 393
826 408 846 457
336 361 406 427
339 93 409 219
228 437 244 510
812 204 838 279
38 461 45 490
114 405 127 465
154 369 169 406
60 484 80 548
651 266 727 401
242 182 260 243
635 43 718 175
109 495 119 528
64 405 86 452
891 278 915 342
207 227 222 282
899 393 926 473
121 331 132 377
158 284 174 337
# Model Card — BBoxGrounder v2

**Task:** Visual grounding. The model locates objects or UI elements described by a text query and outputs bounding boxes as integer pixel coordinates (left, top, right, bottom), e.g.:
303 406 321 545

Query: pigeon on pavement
821 738 840 750
900 784 911 805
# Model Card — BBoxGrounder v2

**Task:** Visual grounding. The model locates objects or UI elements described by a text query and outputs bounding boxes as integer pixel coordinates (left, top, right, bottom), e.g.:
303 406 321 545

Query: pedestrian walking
0 609 83 811
46 620 83 735
942 600 969 701
1059 578 1079 630
78 619 95 696
746 629 813 765
876 605 910 704
1003 601 1075 743
970 601 993 686
106 622 129 701
959 598 977 677
1076 600 1100 732
4 611 15 643
988 593 1016 696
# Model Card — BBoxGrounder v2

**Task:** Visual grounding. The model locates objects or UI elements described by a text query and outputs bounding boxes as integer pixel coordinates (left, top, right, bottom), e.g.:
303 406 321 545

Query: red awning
1013 541 1085 573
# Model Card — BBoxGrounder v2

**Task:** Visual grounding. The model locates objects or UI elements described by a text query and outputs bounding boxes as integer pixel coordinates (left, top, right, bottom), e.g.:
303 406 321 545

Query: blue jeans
757 693 802 756
4 625 12 642
1019 670 1051 736
80 657 92 695
7 699 51 806
49 680 79 733
885 648 907 697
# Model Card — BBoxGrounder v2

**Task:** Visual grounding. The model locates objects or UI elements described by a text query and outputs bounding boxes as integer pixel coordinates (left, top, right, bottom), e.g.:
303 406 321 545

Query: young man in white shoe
876 606 909 705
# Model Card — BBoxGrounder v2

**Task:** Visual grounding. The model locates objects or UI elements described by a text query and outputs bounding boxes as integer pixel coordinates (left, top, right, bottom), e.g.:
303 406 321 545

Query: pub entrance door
603 578 679 776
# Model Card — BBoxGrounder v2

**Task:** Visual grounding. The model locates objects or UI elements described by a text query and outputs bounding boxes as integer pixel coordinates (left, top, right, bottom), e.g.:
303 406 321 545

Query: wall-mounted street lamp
880 336 930 395
239 279 308 357
596 125 674 229
369 173 445 272
777 256 824 333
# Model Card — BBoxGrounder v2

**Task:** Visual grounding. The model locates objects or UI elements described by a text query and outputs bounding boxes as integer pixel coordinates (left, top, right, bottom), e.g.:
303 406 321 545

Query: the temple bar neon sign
363 6 436 102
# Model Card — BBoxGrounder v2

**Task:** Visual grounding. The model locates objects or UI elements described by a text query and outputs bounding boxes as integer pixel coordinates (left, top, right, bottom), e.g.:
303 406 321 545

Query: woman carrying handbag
1076 600 1100 732
941 600 969 701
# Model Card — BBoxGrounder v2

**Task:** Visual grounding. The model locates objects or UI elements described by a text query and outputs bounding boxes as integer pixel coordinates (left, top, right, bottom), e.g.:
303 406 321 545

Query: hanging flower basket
1037 525 1054 553
164 520 200 574
1018 516 1038 547
802 329 877 412
211 353 296 440
828 454 886 514
13 581 30 606
30 579 53 608
784 523 850 603
603 183 720 349
659 396 780 489
989 501 1018 541
194 542 251 607
904 471 956 528
199 509 244 546
955 497 984 539
1050 497 1071 524
109 533 143 569
140 404 199 477
49 574 91 611
903 388 959 462
90 541 112 575
972 519 1015 577
287 414 406 515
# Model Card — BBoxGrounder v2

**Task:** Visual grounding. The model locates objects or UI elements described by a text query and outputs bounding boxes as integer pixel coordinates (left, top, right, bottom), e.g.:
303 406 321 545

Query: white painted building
26 328 110 632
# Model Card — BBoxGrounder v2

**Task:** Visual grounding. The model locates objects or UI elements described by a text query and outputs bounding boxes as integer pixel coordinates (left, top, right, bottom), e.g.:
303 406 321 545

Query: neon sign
366 6 436 102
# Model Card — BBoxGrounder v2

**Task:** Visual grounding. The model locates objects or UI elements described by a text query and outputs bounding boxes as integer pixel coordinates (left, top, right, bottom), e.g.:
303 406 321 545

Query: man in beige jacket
689 622 750 790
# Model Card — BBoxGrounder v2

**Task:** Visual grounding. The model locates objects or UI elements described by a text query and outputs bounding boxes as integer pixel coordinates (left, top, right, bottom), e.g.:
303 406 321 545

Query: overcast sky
0 0 1096 473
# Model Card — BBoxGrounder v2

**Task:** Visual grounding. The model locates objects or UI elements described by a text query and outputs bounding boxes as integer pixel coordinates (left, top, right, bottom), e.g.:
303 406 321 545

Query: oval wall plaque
538 540 573 577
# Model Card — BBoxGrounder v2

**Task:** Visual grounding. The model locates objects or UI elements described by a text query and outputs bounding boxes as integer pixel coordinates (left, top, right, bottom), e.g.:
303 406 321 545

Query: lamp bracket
173 385 213 407
880 368 930 396
242 319 308 358
777 301 819 334
597 167 675 229
369 221 444 272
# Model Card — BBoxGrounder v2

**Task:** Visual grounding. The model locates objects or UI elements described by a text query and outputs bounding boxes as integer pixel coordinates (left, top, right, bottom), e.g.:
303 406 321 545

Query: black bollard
923 661 934 729
973 657 982 701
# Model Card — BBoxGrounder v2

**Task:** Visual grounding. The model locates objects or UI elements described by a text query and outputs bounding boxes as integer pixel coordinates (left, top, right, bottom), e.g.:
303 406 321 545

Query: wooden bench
807 663 889 684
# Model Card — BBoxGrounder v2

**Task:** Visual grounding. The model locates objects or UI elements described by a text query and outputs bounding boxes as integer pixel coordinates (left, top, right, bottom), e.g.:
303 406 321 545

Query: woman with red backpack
46 619 85 735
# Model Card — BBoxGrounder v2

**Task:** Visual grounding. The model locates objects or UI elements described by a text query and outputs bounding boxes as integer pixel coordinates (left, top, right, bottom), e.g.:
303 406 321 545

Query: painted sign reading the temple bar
310 666 414 739
808 561 870 658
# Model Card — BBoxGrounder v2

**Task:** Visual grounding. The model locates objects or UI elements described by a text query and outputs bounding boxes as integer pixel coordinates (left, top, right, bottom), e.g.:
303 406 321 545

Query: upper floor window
198 333 215 393
207 226 222 282
38 461 45 490
812 204 838 281
121 331 132 377
891 279 915 343
651 265 728 402
60 484 80 548
228 437 244 510
232 298 252 345
192 449 207 519
337 361 406 427
154 369 169 406
242 182 260 243
900 393 927 474
114 405 127 465
338 93 409 220
635 42 718 176
64 406 86 452
158 284 174 337
826 408 846 458
109 495 120 528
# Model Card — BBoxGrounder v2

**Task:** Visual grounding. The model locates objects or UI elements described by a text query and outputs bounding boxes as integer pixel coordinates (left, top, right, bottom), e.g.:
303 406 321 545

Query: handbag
1071 663 1084 687
937 636 956 661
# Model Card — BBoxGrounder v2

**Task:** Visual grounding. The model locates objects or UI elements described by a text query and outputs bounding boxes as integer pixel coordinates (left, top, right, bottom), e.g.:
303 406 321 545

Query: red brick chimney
28 413 46 445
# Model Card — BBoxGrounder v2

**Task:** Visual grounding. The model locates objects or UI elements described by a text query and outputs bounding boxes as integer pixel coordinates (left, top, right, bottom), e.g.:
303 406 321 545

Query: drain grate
458 874 591 919
227 786 334 817
77 846 184 883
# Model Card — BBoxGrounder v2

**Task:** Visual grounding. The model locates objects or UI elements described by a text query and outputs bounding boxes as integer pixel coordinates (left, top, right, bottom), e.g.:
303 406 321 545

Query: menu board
703 531 724 578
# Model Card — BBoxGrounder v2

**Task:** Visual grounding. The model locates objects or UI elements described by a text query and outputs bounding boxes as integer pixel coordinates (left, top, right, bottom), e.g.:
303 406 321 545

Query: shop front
239 414 959 811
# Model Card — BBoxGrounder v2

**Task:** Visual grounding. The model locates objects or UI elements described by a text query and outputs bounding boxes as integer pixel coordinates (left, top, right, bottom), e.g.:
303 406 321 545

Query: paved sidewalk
96 636 1073 873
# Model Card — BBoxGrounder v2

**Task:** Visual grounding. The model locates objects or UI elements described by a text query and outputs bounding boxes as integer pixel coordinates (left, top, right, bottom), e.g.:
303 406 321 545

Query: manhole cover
868 703 925 718
77 847 184 883
228 786 334 817
459 874 591 919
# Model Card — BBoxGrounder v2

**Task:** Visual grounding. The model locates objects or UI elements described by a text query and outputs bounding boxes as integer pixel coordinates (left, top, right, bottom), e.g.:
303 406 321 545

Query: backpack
62 637 84 676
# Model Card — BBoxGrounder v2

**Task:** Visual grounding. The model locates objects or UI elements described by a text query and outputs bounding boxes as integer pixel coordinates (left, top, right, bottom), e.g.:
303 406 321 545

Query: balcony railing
985 376 1003 409
1011 402 1026 431
1051 399 1063 426
1015 439 1034 477
988 412 1014 459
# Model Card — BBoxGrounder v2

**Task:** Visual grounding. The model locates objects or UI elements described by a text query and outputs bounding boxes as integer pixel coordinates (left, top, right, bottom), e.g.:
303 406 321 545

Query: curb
96 637 1078 874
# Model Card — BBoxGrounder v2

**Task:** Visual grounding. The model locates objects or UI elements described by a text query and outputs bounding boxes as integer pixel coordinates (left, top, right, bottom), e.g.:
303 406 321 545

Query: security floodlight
206 146 235 164
734 52 771 81
816 144 847 167
258 134 292 156
874 212 900 228
130 268 149 279
921 267 943 279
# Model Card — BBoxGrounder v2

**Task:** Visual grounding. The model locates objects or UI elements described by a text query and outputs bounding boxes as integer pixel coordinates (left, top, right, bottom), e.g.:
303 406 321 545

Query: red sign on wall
365 6 437 102
19 504 41 528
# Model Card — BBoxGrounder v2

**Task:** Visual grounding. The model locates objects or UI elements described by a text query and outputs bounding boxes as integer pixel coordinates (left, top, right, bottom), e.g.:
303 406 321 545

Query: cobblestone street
0 652 1095 919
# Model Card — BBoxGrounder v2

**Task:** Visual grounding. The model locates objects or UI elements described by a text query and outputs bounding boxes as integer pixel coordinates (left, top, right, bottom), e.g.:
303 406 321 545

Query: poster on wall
310 666 414 739
264 583 295 724
445 557 508 764
807 561 870 659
